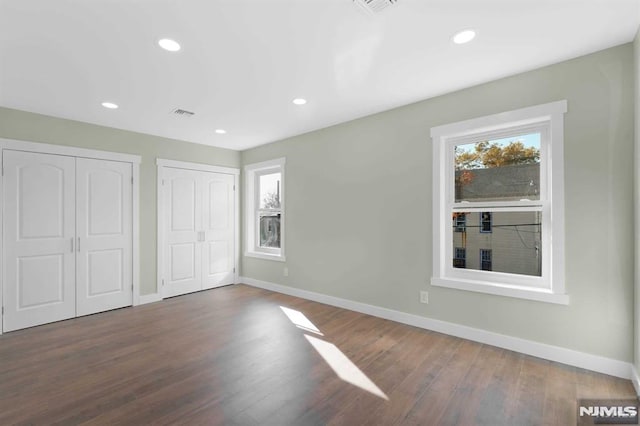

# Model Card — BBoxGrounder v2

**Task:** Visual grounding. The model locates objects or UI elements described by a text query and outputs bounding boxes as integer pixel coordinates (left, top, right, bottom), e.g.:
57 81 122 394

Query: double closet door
3 150 133 332
164 167 235 298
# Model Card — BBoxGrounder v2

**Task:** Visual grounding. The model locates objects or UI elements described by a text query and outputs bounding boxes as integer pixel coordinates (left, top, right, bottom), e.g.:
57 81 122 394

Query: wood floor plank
355 334 464 425
542 362 577 426
438 344 505 426
0 284 635 425
471 343 524 425
401 339 483 425
504 355 549 425
328 329 453 425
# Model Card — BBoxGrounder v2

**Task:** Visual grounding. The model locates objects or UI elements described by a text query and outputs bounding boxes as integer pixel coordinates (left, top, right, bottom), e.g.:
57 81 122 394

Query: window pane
454 133 540 202
453 213 466 232
259 213 281 248
453 247 466 268
480 249 492 271
451 211 541 276
259 172 281 209
480 212 492 233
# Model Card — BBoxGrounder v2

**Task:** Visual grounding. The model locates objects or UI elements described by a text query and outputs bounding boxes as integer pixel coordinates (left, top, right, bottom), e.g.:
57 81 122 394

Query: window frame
430 101 568 304
244 158 286 261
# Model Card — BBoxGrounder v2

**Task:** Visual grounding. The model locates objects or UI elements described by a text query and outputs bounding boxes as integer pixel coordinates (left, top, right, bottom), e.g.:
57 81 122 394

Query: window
454 247 466 268
480 249 492 271
244 158 286 261
430 101 568 304
258 172 282 248
454 213 466 232
480 212 492 233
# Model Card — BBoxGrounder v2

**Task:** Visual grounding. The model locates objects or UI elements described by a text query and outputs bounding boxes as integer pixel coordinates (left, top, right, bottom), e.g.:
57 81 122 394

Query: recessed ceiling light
158 38 181 52
215 129 227 134
292 98 307 105
452 29 476 44
101 102 118 109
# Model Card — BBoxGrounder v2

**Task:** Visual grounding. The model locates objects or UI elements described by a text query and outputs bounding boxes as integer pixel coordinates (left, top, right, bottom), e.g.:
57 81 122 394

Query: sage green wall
0 107 240 295
242 44 635 362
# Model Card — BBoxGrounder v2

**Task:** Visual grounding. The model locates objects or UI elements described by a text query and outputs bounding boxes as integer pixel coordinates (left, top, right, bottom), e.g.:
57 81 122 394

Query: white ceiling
1 0 639 151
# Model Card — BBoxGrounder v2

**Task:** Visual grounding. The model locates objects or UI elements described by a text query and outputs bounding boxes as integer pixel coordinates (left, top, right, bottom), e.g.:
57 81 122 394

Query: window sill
245 251 286 262
431 277 569 305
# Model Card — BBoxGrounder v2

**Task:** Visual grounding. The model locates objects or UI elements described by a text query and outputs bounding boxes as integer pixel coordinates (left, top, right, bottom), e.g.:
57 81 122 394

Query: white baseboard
632 365 640 396
240 276 633 380
137 293 163 305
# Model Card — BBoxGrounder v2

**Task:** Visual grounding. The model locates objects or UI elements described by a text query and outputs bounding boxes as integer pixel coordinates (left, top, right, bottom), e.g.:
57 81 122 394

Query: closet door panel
76 158 132 316
201 172 235 290
3 150 76 332
164 168 202 297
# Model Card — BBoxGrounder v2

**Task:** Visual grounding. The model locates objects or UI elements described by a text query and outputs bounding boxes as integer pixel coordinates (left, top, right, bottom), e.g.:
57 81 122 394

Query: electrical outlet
420 290 429 304
284 267 289 277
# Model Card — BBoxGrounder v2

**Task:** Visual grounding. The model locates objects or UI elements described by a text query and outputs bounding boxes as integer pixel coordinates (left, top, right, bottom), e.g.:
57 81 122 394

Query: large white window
430 101 568 304
244 158 286 261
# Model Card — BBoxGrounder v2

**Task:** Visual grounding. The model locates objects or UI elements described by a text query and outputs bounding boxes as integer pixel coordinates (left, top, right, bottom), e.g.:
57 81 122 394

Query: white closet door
76 158 133 316
164 167 202 297
201 172 235 290
3 150 76 332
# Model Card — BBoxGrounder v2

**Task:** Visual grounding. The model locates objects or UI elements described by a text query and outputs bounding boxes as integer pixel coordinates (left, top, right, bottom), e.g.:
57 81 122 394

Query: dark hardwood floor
0 284 635 425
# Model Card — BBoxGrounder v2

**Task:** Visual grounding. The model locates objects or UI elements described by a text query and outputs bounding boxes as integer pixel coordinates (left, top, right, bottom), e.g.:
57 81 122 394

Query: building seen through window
452 133 541 277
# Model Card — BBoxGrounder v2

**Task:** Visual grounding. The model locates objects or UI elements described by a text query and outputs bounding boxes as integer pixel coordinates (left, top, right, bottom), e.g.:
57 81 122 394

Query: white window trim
430 101 568 305
244 157 286 262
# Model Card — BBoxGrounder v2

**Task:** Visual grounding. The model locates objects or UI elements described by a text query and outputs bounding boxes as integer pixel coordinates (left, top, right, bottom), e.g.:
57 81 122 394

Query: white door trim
0 138 141 164
156 159 240 176
0 137 141 335
156 159 239 300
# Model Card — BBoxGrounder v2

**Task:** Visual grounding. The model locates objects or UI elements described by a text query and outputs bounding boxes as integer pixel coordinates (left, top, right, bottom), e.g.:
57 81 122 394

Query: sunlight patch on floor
279 305 388 400
279 306 324 335
304 334 389 400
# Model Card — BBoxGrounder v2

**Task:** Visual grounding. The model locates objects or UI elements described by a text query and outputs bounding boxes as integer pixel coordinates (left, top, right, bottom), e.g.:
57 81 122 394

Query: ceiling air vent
171 108 195 117
353 0 398 14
